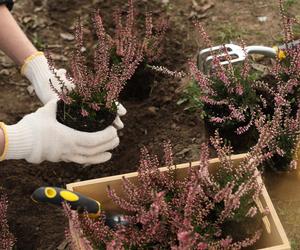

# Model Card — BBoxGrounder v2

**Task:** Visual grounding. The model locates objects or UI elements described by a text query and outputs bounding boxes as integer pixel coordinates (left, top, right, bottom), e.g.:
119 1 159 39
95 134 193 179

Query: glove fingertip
113 117 124 130
92 152 112 164
117 104 127 116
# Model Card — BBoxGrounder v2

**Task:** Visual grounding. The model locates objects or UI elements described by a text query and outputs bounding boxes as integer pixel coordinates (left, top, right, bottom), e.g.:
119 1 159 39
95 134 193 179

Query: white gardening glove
21 52 127 130
21 52 73 104
0 100 119 164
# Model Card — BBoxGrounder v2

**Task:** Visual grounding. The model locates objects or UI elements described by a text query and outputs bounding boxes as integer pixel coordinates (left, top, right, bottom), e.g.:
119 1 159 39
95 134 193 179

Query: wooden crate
67 154 290 250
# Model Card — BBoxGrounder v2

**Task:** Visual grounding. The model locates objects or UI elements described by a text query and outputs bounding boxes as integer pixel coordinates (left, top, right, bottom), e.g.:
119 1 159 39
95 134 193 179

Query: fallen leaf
192 0 214 13
177 148 191 156
27 85 35 96
0 69 10 76
57 240 69 250
22 16 33 24
0 57 14 68
60 32 75 41
50 53 68 61
251 63 269 73
258 16 268 22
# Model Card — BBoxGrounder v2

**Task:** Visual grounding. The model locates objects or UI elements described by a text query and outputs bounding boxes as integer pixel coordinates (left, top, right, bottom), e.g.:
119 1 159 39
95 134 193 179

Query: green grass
215 23 248 43
284 0 298 9
291 239 300 250
32 34 46 50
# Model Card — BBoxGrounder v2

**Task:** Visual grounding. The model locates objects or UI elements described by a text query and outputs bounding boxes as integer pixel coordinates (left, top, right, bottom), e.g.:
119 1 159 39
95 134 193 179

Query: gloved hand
0 100 119 164
21 52 127 129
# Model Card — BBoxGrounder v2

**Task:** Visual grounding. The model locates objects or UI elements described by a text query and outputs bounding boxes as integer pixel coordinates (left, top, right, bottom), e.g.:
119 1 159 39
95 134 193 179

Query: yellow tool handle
31 187 101 217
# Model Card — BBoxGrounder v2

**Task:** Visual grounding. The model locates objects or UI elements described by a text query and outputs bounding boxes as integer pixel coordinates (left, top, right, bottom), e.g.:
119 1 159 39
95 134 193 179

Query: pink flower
210 117 225 123
235 84 244 95
81 108 89 117
220 237 232 247
198 242 208 250
246 206 258 218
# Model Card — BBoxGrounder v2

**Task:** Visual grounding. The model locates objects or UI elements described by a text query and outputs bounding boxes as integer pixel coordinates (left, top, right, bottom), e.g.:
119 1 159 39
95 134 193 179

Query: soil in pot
119 63 155 101
56 100 116 132
205 119 259 153
263 153 294 172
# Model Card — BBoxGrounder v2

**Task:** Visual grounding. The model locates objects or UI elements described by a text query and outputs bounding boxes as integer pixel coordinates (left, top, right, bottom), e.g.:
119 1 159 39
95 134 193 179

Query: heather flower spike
0 195 15 250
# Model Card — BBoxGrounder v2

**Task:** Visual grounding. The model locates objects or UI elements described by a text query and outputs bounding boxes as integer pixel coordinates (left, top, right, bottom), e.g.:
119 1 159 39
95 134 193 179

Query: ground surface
0 0 300 249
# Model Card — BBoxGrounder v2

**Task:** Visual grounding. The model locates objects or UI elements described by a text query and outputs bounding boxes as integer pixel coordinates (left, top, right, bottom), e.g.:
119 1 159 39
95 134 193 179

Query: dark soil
56 100 116 132
205 119 259 153
1 0 300 249
120 64 156 101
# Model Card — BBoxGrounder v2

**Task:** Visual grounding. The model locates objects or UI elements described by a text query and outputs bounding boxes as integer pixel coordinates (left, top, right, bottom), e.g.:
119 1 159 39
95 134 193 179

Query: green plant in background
177 79 204 114
290 239 300 250
32 34 46 51
283 0 298 9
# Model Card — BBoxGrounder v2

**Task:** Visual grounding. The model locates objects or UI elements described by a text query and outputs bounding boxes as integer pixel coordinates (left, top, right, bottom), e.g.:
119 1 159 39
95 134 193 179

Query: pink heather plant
48 9 143 118
63 203 93 250
64 112 282 249
0 195 15 250
188 22 260 135
251 0 300 170
49 0 169 116
184 0 300 170
113 0 169 64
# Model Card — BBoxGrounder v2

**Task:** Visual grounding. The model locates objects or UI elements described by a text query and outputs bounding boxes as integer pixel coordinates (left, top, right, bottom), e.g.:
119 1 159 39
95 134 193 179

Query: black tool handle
278 39 300 50
31 187 101 217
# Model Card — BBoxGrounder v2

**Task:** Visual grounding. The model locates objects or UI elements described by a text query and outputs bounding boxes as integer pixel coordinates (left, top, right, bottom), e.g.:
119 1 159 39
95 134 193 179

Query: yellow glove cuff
21 51 44 75
0 122 8 161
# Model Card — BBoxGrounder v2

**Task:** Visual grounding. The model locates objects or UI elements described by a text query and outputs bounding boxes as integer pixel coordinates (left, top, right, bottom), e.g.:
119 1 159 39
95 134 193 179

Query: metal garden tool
197 39 300 73
31 187 128 228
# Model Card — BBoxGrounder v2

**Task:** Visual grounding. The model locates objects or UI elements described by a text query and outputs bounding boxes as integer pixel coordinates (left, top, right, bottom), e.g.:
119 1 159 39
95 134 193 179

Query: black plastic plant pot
205 119 259 153
120 64 155 101
264 154 294 172
56 100 116 133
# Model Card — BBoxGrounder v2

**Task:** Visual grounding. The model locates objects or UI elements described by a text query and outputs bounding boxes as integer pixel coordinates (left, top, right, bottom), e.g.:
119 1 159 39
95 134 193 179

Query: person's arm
0 128 5 157
0 5 37 65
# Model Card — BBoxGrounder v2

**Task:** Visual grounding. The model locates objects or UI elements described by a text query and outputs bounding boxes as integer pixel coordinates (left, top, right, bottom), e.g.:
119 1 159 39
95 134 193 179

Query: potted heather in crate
48 11 142 132
112 0 169 101
63 111 290 249
0 194 15 250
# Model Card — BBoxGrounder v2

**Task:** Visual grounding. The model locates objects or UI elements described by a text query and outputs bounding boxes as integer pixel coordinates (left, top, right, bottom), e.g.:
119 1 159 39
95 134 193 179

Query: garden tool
31 187 128 228
31 187 101 218
197 39 300 74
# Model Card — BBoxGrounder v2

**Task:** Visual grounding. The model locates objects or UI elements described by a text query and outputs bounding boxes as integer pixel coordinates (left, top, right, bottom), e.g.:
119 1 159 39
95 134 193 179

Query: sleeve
0 0 14 11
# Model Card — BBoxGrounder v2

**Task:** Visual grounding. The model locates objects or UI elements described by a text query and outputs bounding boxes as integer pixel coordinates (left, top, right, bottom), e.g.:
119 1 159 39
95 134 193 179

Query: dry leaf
60 32 75 41
192 0 214 13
